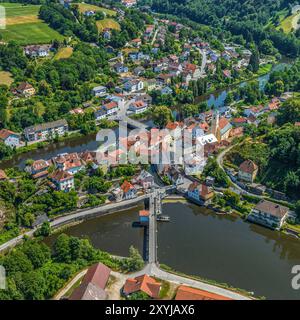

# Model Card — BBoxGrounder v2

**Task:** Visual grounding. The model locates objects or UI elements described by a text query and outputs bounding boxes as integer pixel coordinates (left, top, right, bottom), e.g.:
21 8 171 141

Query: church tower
211 110 221 142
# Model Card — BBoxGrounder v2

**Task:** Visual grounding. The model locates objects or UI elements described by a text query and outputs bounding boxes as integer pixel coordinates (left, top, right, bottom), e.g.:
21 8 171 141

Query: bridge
111 114 148 130
144 187 173 263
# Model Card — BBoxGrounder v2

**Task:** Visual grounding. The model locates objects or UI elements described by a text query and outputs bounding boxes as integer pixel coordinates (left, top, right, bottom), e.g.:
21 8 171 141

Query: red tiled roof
0 129 18 140
230 127 244 137
219 117 230 130
121 180 135 193
188 182 213 197
16 82 34 92
232 117 247 124
239 160 258 174
175 285 232 300
123 274 161 298
103 102 118 110
166 121 183 130
32 170 48 179
139 210 150 217
50 170 73 182
32 159 49 172
70 263 111 300
81 263 111 289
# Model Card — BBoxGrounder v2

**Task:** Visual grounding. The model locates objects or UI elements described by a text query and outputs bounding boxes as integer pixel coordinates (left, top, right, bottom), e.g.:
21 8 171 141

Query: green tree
248 48 260 73
22 242 51 269
152 105 173 128
121 246 144 272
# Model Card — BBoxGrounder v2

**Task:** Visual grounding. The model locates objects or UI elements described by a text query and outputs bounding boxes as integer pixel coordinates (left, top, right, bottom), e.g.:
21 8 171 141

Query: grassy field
96 18 120 32
0 3 64 45
0 71 13 86
54 47 73 60
76 3 116 16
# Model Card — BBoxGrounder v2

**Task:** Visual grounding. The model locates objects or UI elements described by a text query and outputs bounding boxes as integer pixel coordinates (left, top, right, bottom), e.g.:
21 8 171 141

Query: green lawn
3 3 40 17
0 2 64 45
0 22 64 45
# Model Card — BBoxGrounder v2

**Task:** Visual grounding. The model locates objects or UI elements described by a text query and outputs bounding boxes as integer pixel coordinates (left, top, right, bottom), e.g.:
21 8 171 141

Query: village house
53 153 83 174
79 151 98 166
132 170 154 189
133 66 145 76
238 160 258 183
102 101 119 115
84 10 95 16
69 263 111 300
244 105 265 118
184 154 206 175
24 45 51 58
0 129 20 147
166 121 183 140
24 119 68 142
167 167 184 185
120 180 137 199
145 79 156 91
160 86 173 95
247 199 289 230
131 38 142 47
94 107 108 121
113 62 128 74
157 74 173 86
15 82 35 97
187 182 214 204
111 187 124 202
92 85 107 97
102 28 111 40
69 108 84 115
135 93 152 105
49 169 74 192
107 94 126 109
231 117 248 127
123 274 161 299
128 100 148 114
27 159 50 179
121 0 137 8
129 52 149 61
124 79 144 93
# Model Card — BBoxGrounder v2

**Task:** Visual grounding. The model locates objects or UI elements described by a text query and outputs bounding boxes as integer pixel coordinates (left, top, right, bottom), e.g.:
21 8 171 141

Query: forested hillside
147 0 300 56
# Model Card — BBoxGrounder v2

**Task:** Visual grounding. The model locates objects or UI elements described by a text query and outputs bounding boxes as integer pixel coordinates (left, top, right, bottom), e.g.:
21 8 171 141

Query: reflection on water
0 133 99 169
45 202 300 299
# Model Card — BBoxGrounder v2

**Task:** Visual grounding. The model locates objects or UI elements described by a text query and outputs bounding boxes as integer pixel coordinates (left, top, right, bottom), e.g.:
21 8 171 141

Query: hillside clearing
75 3 116 16
278 12 300 33
54 47 74 60
96 18 120 32
0 71 13 86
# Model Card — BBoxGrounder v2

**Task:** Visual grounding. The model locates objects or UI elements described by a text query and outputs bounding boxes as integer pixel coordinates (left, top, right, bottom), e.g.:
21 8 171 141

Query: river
45 202 300 300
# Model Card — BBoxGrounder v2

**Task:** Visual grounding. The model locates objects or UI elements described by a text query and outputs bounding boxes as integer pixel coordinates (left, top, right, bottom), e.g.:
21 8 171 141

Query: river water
45 202 300 300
